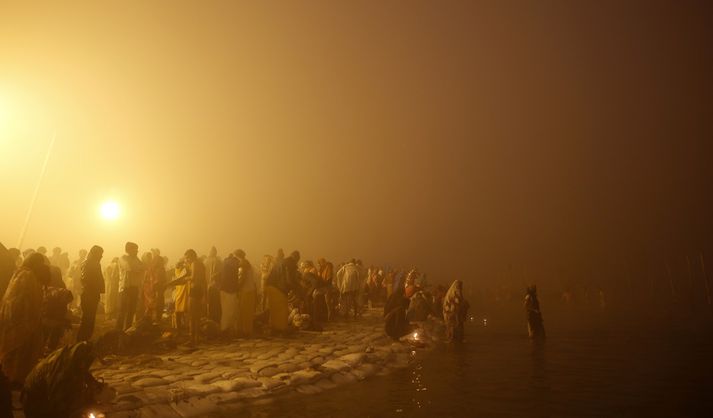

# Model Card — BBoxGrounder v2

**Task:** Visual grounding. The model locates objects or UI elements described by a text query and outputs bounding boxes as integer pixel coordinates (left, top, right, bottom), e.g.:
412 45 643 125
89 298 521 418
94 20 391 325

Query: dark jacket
80 260 105 296
220 255 240 294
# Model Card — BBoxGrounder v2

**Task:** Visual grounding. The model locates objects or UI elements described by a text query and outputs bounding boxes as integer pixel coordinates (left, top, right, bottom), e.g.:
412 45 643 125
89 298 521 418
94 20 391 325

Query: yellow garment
174 284 187 313
237 291 256 336
264 285 288 332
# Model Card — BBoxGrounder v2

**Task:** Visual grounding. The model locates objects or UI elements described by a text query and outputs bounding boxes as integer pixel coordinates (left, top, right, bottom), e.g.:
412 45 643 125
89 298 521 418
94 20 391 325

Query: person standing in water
525 285 545 339
443 280 469 343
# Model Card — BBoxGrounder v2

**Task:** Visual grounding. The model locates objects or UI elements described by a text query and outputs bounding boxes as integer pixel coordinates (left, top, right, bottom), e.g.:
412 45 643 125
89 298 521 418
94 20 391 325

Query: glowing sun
99 200 121 221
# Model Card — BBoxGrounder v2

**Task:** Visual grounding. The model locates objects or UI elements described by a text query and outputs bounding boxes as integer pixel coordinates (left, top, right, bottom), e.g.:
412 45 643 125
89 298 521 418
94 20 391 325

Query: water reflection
219 321 713 418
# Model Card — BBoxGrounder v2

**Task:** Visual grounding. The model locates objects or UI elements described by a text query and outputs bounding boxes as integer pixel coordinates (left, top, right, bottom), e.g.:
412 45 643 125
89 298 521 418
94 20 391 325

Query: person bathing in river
443 280 469 343
524 285 545 339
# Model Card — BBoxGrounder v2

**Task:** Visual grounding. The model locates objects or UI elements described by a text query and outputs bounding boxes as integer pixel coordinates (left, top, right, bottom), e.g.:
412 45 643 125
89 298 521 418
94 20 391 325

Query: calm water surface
224 312 713 418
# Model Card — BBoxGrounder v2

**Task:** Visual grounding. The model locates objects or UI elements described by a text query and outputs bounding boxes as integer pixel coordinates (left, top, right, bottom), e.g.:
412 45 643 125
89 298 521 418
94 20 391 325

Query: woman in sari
443 280 469 343
172 260 188 330
0 253 50 386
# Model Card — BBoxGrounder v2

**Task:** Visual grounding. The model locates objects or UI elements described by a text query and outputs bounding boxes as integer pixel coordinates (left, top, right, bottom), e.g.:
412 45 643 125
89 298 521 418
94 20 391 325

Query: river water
223 308 713 418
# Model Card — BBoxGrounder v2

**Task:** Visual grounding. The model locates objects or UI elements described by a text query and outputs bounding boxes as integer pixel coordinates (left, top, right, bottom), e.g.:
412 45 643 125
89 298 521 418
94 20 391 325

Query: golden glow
99 200 121 221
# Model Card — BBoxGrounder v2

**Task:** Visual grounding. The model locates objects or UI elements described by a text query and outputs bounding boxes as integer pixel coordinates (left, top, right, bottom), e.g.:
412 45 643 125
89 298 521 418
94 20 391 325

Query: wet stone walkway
93 312 436 418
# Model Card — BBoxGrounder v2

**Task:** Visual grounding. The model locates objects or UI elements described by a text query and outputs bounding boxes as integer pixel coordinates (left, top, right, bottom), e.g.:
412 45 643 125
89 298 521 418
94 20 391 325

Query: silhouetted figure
205 246 223 324
384 285 411 340
220 251 240 334
0 244 14 301
184 249 207 345
23 341 106 418
0 366 11 418
336 259 361 319
67 249 87 308
42 282 73 352
525 285 546 340
50 247 69 276
236 251 257 337
317 258 336 320
145 248 167 321
116 242 145 331
7 249 21 271
76 246 105 342
443 280 469 343
264 249 289 333
103 257 120 320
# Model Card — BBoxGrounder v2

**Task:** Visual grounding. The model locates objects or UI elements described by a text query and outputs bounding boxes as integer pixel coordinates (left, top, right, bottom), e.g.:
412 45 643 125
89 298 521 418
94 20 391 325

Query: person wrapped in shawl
524 285 545 339
442 280 469 343
0 253 50 386
384 285 411 340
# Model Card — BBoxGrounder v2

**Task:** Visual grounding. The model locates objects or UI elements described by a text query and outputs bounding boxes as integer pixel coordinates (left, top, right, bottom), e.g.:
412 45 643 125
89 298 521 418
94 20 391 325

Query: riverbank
89 310 439 418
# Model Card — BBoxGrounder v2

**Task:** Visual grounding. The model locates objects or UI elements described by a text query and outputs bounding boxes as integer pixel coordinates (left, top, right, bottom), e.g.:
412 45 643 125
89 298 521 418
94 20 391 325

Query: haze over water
2 1 713 290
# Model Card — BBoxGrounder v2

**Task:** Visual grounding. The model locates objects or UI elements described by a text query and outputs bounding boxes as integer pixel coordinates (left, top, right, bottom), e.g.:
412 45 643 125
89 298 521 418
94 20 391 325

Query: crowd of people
0 241 486 390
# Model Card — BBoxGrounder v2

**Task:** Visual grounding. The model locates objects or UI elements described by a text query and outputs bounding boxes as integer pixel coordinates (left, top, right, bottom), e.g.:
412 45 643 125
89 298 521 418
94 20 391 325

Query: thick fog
2 1 712 287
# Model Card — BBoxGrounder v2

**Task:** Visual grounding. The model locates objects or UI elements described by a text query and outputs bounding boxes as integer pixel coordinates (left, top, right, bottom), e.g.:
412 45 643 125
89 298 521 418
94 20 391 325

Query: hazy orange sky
1 1 712 286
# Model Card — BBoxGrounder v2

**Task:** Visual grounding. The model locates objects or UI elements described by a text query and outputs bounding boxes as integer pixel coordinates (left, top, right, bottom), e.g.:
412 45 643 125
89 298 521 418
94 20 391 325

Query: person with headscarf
524 285 545 339
236 250 257 337
443 280 469 343
41 254 72 351
204 246 222 324
264 249 289 333
76 246 105 342
0 253 50 386
336 259 361 319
